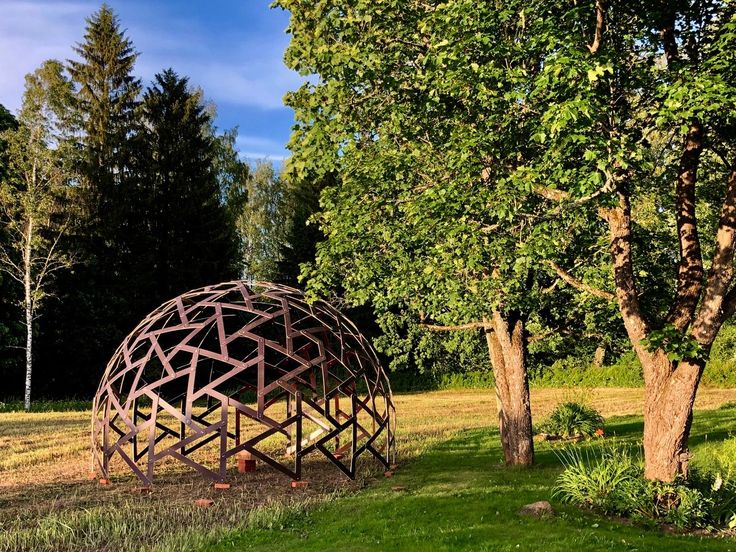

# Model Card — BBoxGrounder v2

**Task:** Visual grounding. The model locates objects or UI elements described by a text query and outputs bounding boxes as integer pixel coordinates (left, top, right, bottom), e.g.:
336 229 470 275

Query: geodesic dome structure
91 281 396 486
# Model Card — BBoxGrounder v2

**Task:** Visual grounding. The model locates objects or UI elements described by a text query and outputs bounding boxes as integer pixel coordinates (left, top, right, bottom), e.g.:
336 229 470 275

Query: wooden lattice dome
91 281 396 486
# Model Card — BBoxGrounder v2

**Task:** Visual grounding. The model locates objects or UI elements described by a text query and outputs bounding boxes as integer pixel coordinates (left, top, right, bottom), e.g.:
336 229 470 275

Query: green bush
539 401 604 438
436 370 495 389
0 399 91 413
554 446 638 513
554 444 736 529
533 352 645 388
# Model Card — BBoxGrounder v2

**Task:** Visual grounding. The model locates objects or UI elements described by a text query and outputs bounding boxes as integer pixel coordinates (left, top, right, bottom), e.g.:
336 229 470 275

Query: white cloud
235 135 289 162
0 1 90 112
240 152 287 163
0 0 304 113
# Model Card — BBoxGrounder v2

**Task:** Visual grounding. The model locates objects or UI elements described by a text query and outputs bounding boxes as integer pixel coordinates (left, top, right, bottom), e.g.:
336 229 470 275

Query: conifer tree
136 69 236 303
68 3 140 224
42 4 142 393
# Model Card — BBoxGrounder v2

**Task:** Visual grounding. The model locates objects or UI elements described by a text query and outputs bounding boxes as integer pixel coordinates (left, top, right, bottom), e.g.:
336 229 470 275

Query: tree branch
667 122 704 331
545 260 615 301
420 321 491 331
692 167 736 346
528 328 560 344
421 319 561 345
659 7 679 63
587 0 607 54
533 186 569 202
602 186 650 349
533 172 616 213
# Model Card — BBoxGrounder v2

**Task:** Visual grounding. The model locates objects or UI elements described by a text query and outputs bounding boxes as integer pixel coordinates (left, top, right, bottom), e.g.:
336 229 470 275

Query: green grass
3 390 735 551
202 412 736 551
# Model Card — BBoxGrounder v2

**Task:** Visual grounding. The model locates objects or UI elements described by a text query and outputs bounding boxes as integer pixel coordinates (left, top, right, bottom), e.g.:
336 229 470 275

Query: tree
0 61 75 410
276 173 329 285
41 3 142 395
134 69 238 302
275 0 597 467
68 3 140 223
237 161 288 281
277 0 736 478
214 127 251 278
507 1 736 481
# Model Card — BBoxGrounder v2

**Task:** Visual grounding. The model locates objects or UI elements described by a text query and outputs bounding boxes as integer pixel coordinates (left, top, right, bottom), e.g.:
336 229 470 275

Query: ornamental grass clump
553 444 736 530
539 401 605 439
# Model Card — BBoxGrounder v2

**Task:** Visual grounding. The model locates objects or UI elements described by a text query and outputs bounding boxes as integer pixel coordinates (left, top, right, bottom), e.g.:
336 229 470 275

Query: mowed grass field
2 388 736 551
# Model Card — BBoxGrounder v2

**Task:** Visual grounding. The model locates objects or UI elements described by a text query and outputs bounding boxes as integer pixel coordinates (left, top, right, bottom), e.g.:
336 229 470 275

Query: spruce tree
38 4 142 396
136 69 236 304
68 3 140 222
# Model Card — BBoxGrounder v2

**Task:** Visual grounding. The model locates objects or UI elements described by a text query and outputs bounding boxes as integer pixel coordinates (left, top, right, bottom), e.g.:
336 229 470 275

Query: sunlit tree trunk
484 312 534 466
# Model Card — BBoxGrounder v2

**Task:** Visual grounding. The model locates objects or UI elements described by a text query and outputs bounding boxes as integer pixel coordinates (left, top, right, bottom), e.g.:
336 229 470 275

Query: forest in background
0 6 322 402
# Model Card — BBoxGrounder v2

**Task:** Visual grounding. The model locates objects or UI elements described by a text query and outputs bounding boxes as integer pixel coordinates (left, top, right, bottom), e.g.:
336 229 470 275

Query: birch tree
0 60 75 410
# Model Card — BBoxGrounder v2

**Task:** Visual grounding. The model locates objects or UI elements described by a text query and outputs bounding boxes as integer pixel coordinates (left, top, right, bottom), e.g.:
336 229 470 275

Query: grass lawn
202 413 736 552
2 388 736 551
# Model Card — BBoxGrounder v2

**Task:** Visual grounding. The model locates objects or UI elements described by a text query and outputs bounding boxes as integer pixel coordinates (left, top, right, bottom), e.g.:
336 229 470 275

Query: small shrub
554 444 736 529
539 401 605 438
554 445 638 513
663 485 711 529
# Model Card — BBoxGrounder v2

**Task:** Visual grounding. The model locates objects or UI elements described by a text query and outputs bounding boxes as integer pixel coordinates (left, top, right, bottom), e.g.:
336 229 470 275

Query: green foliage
276 173 328 285
534 353 645 388
133 69 238 301
278 0 620 382
555 445 736 529
0 399 91 413
0 105 21 382
237 161 288 281
554 445 640 515
642 324 703 362
539 401 605 438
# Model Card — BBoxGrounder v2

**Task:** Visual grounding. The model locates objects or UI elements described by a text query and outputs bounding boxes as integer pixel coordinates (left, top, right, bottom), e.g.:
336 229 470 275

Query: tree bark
483 312 534 466
604 169 736 482
641 356 702 480
593 345 605 367
23 217 34 412
667 122 704 331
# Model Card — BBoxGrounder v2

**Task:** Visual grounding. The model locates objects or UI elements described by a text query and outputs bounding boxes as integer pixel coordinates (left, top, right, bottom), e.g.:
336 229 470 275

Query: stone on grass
518 500 554 517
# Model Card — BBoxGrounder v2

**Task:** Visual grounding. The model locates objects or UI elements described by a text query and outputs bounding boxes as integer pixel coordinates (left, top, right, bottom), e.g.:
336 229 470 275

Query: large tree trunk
640 354 702 480
605 166 736 482
606 189 704 482
483 312 534 466
24 291 33 412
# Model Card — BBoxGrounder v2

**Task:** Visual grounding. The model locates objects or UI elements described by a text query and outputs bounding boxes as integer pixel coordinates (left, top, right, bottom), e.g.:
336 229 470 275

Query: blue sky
0 0 300 161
